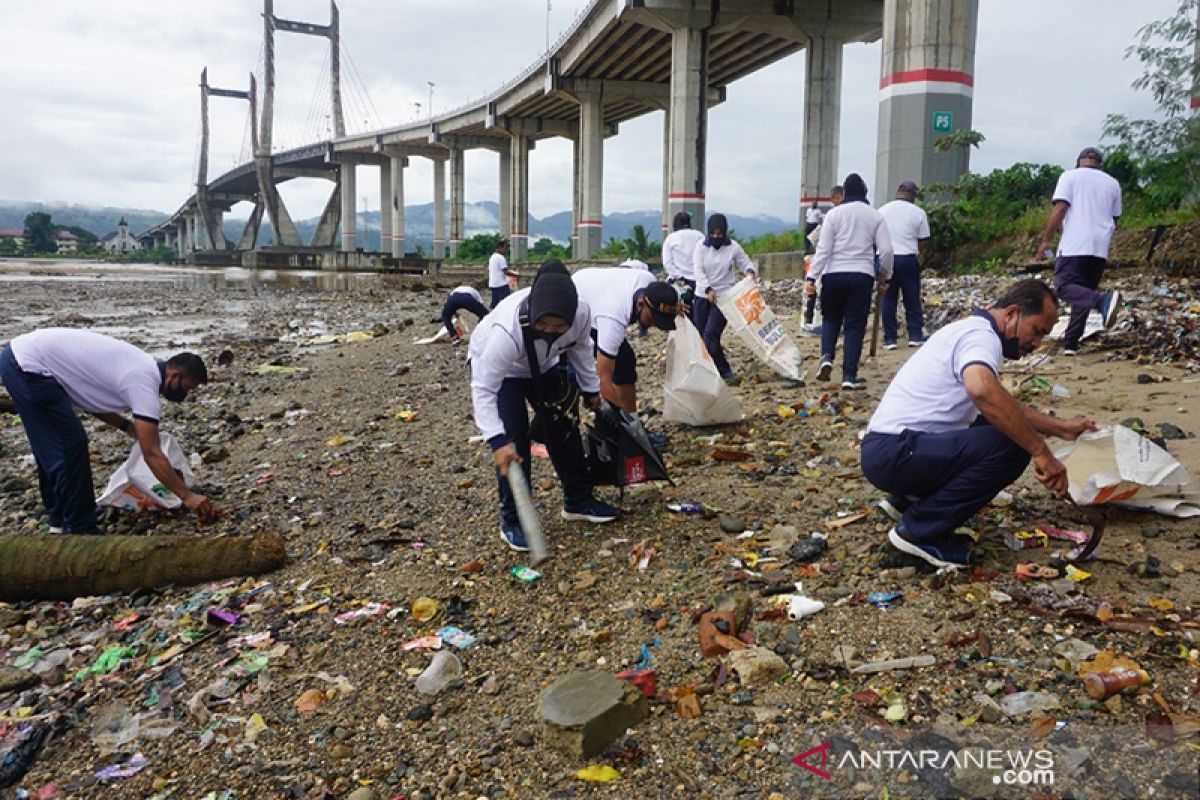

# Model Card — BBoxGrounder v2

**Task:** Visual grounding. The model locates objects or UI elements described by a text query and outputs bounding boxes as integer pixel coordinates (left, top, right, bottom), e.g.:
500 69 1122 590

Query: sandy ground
1 261 1198 799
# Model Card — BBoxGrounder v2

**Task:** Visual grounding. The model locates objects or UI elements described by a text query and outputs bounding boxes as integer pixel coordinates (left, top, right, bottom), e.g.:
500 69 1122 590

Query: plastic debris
411 597 438 621
998 691 1061 717
511 566 541 583
574 764 620 782
95 753 149 781
400 635 443 652
616 668 657 698
435 626 477 649
1016 563 1059 580
334 602 390 625
1064 565 1092 582
850 655 936 674
666 502 705 514
866 592 903 610
415 651 463 696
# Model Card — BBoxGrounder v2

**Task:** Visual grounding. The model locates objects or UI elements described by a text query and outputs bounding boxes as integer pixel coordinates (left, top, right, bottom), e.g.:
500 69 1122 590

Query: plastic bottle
1083 669 1147 700
415 651 463 696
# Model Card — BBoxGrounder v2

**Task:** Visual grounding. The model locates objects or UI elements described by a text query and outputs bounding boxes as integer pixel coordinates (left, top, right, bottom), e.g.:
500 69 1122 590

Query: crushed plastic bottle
415 651 463 696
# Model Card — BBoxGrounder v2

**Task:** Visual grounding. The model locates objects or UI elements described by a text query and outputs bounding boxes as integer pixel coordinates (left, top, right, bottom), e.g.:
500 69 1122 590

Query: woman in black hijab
691 213 758 385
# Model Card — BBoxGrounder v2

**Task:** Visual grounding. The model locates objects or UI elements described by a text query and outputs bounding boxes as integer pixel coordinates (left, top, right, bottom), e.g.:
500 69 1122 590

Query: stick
506 462 548 566
868 291 882 358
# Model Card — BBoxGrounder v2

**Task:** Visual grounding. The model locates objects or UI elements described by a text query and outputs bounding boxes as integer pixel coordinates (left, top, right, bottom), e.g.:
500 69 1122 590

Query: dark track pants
1053 255 1105 349
0 345 98 532
882 254 924 343
691 297 732 378
489 285 512 309
492 376 593 527
861 419 1030 544
442 293 489 338
819 272 873 381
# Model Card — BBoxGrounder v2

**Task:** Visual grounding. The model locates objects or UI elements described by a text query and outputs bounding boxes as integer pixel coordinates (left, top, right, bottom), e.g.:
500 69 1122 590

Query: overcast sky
0 0 1182 226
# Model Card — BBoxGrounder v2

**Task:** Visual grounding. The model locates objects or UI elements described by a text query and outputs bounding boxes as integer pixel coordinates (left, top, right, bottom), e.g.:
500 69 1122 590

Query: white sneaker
1062 348 1078 356
816 360 833 382
883 342 898 351
49 526 64 534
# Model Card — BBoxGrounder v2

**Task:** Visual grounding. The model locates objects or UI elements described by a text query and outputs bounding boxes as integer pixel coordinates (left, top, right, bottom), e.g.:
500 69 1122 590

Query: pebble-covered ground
1 260 1198 799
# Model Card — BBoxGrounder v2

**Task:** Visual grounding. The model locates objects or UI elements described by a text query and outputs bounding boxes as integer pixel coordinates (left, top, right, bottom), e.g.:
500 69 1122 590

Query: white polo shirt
878 199 930 257
805 207 824 225
467 288 599 444
572 267 654 357
868 312 1002 435
10 328 163 422
1053 167 1122 258
450 285 484 305
487 252 511 289
807 200 894 283
693 239 756 296
661 228 704 281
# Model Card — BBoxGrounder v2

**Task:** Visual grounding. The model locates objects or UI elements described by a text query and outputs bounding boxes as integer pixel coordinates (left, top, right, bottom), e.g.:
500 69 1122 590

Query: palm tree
624 224 657 259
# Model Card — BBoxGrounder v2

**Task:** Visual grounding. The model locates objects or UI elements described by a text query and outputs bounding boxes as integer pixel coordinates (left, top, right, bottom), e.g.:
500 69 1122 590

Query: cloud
0 0 1183 224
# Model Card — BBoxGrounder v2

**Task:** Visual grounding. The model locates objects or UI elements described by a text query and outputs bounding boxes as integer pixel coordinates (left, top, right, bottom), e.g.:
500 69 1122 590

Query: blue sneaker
500 520 528 552
561 498 619 523
887 526 970 569
1099 290 1122 329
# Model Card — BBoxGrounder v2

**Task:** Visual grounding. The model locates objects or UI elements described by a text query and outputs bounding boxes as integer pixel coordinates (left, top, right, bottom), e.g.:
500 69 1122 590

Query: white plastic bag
715 276 805 381
662 316 743 426
1055 425 1200 518
97 433 195 511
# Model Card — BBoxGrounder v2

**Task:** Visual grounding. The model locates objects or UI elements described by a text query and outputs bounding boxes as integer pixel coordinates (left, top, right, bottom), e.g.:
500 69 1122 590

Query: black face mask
533 329 563 345
1001 313 1022 360
163 382 189 403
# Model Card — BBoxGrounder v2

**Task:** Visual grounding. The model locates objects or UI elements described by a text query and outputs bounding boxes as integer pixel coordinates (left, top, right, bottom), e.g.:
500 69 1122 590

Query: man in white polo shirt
878 180 931 349
861 281 1097 568
661 211 704 316
440 284 489 345
0 329 217 534
1036 146 1123 355
487 239 518 309
572 267 680 415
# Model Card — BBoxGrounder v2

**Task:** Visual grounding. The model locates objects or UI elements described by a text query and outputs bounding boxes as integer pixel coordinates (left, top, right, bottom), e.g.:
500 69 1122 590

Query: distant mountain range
0 199 795 252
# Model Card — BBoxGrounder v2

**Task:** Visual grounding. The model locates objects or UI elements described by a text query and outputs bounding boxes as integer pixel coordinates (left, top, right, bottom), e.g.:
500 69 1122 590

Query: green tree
23 212 55 253
597 237 629 258
452 233 503 262
932 128 986 154
1102 0 1200 207
623 224 657 259
530 237 569 261
0 237 18 256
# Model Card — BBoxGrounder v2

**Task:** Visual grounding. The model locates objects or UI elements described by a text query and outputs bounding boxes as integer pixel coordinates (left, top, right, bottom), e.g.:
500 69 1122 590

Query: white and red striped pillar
875 0 979 200
800 35 843 218
666 25 708 234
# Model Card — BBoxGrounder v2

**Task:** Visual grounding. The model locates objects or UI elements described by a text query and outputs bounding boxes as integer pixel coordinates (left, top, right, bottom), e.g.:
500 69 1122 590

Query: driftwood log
0 533 287 602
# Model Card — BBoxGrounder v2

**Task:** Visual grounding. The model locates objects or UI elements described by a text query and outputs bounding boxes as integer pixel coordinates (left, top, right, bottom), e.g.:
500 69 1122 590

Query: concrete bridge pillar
667 26 708 232
339 162 357 252
576 89 604 257
174 222 184 257
210 208 225 249
449 146 465 257
388 155 406 257
661 109 671 239
508 134 531 263
875 0 979 200
571 137 582 257
801 35 843 217
183 215 194 254
378 163 392 255
432 156 447 259
499 149 512 243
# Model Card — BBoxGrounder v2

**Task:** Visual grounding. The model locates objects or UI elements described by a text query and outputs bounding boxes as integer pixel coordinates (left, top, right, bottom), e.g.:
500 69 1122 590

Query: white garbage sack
1055 425 1200 518
1048 309 1104 342
662 316 744 426
715 276 805 381
97 433 195 511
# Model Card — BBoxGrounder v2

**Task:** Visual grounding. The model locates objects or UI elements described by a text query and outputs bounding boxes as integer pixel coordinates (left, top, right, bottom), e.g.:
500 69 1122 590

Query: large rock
538 671 648 758
728 647 789 686
0 666 39 694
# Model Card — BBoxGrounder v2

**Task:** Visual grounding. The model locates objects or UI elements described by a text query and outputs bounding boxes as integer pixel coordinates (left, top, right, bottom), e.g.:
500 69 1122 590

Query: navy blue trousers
442 293 489 338
882 254 924 343
692 297 732 378
861 420 1030 543
1053 255 1105 349
819 272 874 381
0 345 98 532
489 285 512 310
493 376 593 526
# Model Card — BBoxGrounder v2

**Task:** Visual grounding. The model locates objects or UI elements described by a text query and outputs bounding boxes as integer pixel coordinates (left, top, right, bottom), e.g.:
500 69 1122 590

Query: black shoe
887 527 970 569
841 377 867 390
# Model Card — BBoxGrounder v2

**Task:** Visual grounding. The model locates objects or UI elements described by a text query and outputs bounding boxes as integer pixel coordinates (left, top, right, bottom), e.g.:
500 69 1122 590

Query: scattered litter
866 592 903 610
575 764 620 783
415 651 463 696
95 753 149 781
334 602 390 625
411 597 438 621
512 566 542 583
850 655 936 674
435 626 477 649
